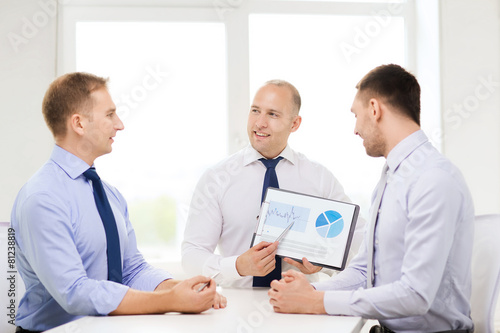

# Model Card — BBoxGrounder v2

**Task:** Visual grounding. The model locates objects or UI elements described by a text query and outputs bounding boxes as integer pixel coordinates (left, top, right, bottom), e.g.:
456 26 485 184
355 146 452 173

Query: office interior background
0 0 499 328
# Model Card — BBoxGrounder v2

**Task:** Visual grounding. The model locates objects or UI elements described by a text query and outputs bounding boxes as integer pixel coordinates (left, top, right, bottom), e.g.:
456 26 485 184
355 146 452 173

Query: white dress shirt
313 130 474 332
182 144 362 288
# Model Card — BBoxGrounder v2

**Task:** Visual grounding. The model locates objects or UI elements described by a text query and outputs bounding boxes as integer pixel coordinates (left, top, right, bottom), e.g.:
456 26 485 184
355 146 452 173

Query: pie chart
315 210 344 238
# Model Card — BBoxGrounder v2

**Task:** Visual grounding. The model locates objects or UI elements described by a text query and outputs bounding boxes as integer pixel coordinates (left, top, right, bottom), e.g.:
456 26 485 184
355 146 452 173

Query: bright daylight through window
74 2 407 263
76 21 227 262
249 13 405 214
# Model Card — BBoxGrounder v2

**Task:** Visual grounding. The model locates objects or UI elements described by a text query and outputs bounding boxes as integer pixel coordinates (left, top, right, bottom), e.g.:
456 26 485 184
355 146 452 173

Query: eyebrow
251 105 283 114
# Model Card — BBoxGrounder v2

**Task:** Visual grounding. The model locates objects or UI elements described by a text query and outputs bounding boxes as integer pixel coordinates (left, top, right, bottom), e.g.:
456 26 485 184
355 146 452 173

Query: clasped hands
268 270 326 314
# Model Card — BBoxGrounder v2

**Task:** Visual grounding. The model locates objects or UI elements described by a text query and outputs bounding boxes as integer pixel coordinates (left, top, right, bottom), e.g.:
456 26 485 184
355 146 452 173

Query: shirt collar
50 144 92 180
386 129 428 173
242 144 297 166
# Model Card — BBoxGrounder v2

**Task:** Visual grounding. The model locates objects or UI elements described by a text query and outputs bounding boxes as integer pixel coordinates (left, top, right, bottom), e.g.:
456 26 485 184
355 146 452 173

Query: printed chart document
251 188 359 270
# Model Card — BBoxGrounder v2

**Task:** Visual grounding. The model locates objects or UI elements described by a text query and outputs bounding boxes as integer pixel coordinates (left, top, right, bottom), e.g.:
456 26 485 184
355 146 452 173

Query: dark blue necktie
83 167 122 283
253 156 283 287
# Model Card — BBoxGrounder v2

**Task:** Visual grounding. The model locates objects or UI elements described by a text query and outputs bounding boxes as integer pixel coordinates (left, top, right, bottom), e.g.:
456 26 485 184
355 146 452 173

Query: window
60 0 418 262
249 13 405 211
75 19 227 262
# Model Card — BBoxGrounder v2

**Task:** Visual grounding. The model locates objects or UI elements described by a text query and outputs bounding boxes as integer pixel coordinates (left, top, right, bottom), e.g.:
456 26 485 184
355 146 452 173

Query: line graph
264 201 310 232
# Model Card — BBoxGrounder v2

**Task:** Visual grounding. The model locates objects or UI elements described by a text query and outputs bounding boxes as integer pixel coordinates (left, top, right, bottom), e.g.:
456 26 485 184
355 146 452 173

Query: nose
115 114 125 131
353 121 359 136
255 113 267 129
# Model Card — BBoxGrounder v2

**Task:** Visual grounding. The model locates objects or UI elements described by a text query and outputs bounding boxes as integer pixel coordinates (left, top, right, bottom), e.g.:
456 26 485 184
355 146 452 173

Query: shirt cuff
312 280 332 291
323 290 354 316
220 256 242 281
148 271 174 291
128 267 174 292
90 282 130 315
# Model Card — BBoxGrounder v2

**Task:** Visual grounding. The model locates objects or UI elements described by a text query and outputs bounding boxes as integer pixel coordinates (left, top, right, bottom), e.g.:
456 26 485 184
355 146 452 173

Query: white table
46 288 364 333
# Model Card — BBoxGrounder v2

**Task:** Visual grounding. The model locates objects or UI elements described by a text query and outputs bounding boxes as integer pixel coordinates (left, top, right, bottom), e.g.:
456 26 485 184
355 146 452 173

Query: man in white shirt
268 65 474 333
182 80 362 288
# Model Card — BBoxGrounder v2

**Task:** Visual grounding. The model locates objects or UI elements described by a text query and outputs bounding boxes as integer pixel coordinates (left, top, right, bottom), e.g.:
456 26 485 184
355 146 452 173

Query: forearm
313 265 366 292
110 289 171 315
182 221 225 277
182 245 218 275
155 279 179 291
112 276 216 315
322 278 430 318
183 245 242 284
114 279 186 313
182 172 226 276
110 286 201 315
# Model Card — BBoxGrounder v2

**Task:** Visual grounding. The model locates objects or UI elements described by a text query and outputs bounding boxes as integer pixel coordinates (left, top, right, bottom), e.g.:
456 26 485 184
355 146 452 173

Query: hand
283 257 322 274
213 292 227 309
236 241 278 277
268 270 326 314
168 275 216 313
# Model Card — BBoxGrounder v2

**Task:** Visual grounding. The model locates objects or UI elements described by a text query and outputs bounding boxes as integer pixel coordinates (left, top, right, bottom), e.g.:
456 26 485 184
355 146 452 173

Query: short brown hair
265 79 301 115
356 64 420 125
42 72 109 137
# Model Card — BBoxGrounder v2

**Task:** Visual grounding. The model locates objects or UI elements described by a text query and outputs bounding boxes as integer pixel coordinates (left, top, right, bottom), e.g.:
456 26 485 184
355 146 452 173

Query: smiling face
80 88 124 162
247 84 301 159
351 91 385 157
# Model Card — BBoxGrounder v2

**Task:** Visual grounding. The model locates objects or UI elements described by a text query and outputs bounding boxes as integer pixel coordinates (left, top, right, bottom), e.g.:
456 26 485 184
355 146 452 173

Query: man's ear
290 115 302 133
69 113 85 136
369 98 383 122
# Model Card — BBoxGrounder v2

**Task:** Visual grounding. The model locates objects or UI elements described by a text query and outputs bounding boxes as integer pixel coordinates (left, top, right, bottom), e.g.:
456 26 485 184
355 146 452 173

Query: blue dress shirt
313 130 474 332
11 145 172 331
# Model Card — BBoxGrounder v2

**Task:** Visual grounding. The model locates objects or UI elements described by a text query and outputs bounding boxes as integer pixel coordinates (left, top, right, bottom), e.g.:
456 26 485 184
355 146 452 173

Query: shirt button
375 239 379 245
375 270 379 275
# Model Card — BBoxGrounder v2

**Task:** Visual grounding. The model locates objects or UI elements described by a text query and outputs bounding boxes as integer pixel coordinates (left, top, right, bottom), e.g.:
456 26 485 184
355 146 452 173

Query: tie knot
83 167 100 182
259 156 283 169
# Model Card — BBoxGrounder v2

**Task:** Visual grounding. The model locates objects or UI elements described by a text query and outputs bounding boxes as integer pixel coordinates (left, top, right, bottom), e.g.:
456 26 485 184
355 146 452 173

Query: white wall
0 0 56 221
0 0 499 219
440 0 500 215
0 3 498 332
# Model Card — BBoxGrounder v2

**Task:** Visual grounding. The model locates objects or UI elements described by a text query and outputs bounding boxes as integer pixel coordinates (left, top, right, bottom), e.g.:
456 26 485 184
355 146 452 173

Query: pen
275 221 294 243
196 272 220 292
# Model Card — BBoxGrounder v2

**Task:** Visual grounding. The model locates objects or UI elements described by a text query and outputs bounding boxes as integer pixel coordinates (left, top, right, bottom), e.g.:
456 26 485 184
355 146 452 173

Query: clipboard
250 188 359 270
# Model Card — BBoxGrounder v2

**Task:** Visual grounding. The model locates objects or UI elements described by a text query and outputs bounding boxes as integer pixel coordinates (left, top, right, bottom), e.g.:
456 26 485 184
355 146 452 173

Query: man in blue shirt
268 64 474 333
11 72 225 332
